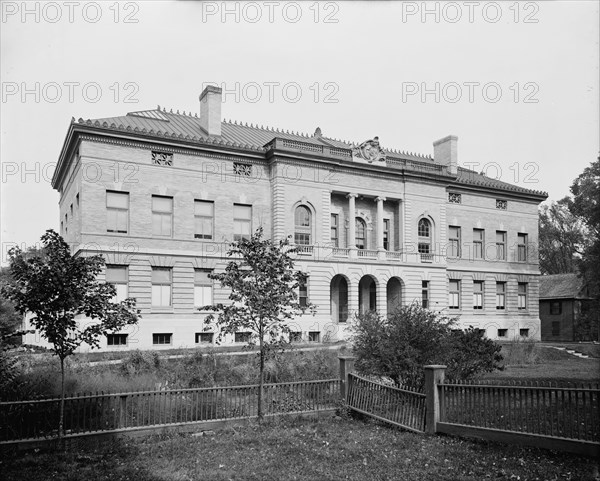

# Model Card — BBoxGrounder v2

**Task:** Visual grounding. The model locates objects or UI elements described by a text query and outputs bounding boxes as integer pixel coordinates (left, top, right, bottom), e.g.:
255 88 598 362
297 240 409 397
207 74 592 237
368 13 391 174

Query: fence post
119 395 127 429
339 356 355 400
424 365 446 434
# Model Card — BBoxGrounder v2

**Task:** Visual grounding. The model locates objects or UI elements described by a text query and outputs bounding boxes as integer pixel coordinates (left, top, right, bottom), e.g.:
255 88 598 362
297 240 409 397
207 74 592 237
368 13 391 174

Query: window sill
151 307 174 314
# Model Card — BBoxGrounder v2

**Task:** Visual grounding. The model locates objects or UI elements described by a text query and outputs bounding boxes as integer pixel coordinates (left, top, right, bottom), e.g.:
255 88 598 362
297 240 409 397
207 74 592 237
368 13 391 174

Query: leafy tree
351 304 503 388
1 230 141 440
569 157 600 298
538 198 585 275
202 227 313 420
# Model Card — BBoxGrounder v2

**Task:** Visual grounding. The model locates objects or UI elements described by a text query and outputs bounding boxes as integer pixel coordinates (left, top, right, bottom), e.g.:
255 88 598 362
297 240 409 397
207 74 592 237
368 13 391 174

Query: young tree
201 227 313 420
1 230 140 440
351 304 503 389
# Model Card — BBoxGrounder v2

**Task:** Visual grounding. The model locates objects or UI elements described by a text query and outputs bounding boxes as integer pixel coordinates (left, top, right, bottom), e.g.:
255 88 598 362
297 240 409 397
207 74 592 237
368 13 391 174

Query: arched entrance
358 275 377 314
330 275 349 323
387 277 403 315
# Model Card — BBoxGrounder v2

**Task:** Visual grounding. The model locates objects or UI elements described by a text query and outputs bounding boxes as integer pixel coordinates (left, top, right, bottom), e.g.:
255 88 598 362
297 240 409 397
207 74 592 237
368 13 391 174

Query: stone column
376 196 386 251
347 193 358 257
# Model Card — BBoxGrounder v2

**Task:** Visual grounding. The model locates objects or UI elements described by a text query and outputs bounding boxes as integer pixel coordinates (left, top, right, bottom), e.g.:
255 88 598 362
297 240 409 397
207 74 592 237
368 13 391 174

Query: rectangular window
383 219 390 251
152 196 173 237
105 265 128 302
194 269 213 308
289 331 302 343
448 226 461 258
235 332 251 343
233 204 252 241
418 243 430 254
551 321 560 336
550 301 562 315
496 282 506 310
195 332 214 344
299 278 308 308
497 329 508 338
194 200 214 239
70 203 73 216
473 229 484 260
518 283 528 310
421 281 430 309
308 331 320 343
473 281 484 309
330 214 339 247
496 231 506 260
151 267 172 307
517 233 528 262
520 328 529 338
107 334 128 346
76 193 80 207
106 191 129 234
449 280 460 309
153 333 172 345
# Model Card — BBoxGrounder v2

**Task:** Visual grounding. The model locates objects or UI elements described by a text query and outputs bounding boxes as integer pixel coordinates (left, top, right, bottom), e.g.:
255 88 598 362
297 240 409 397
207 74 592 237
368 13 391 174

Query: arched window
294 205 312 245
418 218 431 237
355 218 366 250
418 218 432 255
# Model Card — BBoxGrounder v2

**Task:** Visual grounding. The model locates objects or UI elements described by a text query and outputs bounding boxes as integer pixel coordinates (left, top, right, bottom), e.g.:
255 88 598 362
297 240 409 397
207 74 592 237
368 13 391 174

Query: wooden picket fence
0 379 340 443
346 373 426 433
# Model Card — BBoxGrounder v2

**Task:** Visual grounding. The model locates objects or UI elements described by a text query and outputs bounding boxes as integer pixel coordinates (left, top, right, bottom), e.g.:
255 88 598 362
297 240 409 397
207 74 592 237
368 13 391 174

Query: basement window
107 334 128 346
195 332 214 344
448 193 462 204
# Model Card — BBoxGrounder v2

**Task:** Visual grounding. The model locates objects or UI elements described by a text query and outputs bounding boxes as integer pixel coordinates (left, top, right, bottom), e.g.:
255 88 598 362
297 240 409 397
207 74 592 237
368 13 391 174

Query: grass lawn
2 417 599 481
482 343 600 383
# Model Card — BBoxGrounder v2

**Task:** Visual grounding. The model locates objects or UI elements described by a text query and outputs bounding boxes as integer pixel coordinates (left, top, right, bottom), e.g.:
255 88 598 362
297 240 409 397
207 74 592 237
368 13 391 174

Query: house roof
66 106 547 199
539 273 588 300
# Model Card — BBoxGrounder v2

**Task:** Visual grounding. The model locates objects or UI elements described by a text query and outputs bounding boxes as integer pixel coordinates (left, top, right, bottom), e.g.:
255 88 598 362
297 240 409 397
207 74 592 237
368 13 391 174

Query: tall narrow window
473 281 484 309
294 206 312 245
151 267 172 307
233 204 252 241
299 277 309 308
421 280 430 308
106 265 128 302
473 229 484 260
194 200 214 239
448 226 461 258
518 283 528 310
517 233 528 262
418 218 431 255
383 219 390 251
194 269 213 308
152 196 173 237
449 280 460 309
107 191 129 233
496 282 506 310
330 214 339 247
496 231 506 260
355 218 366 250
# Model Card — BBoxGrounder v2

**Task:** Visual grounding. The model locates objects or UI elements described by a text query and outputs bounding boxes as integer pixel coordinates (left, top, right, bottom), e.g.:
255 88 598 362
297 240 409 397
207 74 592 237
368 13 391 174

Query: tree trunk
258 332 265 421
58 356 65 446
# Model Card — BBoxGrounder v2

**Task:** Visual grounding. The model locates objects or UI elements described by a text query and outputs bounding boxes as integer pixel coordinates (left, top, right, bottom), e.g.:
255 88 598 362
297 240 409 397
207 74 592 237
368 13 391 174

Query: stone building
24 86 548 351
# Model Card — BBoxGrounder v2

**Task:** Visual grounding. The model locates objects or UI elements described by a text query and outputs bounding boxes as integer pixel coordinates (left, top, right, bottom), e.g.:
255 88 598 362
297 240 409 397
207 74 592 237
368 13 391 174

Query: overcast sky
1 0 598 260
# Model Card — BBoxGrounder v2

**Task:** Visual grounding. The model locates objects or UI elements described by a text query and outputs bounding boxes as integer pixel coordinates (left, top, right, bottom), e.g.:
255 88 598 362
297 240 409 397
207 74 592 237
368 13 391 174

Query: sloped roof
539 273 587 300
70 107 547 198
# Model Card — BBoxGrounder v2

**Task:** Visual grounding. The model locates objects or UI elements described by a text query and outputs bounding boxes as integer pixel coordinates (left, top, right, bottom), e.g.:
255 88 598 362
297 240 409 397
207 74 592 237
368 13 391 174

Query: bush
351 304 503 388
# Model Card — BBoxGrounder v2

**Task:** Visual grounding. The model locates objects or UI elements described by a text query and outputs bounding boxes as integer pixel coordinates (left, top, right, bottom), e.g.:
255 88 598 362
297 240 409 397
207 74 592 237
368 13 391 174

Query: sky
1 0 598 262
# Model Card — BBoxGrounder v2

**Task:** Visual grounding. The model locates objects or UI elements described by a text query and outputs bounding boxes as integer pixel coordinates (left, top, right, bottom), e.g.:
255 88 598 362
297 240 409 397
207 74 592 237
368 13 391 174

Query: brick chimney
433 135 458 175
199 85 222 136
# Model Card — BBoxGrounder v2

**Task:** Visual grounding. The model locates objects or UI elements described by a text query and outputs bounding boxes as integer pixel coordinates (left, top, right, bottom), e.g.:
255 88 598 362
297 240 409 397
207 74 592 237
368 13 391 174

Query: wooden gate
346 373 426 433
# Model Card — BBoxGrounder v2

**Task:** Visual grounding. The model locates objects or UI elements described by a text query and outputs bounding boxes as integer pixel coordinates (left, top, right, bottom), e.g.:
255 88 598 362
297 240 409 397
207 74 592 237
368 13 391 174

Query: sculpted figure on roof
353 136 386 163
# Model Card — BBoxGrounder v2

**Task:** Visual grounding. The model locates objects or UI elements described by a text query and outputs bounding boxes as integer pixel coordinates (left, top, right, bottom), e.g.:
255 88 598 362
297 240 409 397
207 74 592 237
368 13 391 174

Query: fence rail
0 379 340 442
439 381 600 442
347 374 426 433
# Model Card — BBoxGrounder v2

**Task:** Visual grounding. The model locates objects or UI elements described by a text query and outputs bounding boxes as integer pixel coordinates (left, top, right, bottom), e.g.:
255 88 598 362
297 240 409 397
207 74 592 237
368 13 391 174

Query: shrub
351 304 503 388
